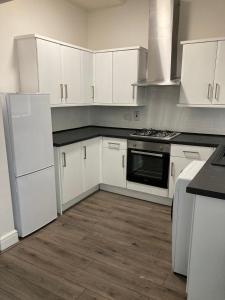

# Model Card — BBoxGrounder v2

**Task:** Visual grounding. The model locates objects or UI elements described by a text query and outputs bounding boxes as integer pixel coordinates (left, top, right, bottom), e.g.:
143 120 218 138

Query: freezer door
14 166 57 237
6 94 54 177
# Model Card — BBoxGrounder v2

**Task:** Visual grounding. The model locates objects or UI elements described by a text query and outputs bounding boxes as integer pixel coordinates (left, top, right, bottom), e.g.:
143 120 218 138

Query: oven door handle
130 150 163 158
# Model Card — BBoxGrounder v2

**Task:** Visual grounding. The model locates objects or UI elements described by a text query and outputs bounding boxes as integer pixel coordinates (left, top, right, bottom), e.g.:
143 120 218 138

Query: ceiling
69 0 126 11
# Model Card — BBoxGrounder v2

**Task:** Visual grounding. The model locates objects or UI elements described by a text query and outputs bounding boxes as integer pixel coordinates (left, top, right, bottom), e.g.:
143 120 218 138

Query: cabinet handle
215 83 220 101
108 142 120 149
91 85 95 100
183 151 200 158
131 150 163 157
132 85 135 100
83 146 87 160
60 84 64 101
62 152 66 167
122 155 125 169
170 162 175 177
207 83 213 100
64 84 68 101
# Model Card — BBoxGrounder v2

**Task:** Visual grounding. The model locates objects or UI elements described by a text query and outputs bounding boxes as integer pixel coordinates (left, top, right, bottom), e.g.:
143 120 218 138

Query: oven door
127 149 170 188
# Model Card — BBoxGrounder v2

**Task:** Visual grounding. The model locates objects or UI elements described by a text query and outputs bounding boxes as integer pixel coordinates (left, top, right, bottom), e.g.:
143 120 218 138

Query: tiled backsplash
51 87 225 135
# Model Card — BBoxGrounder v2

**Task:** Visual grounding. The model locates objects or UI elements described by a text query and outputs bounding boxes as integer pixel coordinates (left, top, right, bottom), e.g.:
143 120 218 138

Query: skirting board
0 230 18 251
100 184 172 206
62 185 100 213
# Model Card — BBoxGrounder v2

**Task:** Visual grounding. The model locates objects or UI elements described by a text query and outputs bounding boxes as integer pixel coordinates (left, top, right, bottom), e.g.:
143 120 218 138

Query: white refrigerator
1 93 57 237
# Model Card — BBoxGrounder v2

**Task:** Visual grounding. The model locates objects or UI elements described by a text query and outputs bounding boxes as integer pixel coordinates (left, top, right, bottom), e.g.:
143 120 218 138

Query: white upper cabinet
81 51 94 104
179 38 225 107
180 42 218 106
37 39 63 105
113 50 138 104
61 46 81 104
16 35 147 107
94 47 147 106
213 41 225 105
94 52 113 104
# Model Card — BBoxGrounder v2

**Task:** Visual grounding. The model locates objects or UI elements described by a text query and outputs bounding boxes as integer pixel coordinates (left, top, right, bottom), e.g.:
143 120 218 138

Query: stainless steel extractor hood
135 0 180 87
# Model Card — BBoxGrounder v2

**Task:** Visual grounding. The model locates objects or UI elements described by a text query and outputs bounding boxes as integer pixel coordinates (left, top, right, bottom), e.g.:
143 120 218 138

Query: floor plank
0 191 186 299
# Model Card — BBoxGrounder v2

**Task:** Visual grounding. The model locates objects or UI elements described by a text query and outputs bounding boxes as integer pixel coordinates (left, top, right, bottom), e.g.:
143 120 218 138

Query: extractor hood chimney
136 0 180 87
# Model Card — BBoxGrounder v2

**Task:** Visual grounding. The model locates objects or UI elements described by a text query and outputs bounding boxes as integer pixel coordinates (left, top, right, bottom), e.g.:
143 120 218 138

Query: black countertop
53 126 225 200
187 145 225 200
53 126 225 147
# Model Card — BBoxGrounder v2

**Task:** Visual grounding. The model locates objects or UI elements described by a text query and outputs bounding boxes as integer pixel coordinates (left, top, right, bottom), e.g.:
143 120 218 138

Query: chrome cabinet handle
64 84 68 101
215 83 220 101
171 162 175 177
132 85 135 100
62 152 66 167
183 151 200 158
131 150 163 158
207 83 213 100
108 142 120 149
60 84 64 101
122 155 125 169
83 146 87 160
91 85 95 100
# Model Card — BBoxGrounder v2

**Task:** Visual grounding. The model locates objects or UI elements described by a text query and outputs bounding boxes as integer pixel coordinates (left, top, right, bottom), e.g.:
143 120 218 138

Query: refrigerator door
14 166 57 237
6 94 54 177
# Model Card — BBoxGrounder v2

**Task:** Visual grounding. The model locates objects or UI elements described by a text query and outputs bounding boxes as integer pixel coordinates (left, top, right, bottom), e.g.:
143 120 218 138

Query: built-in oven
127 140 170 189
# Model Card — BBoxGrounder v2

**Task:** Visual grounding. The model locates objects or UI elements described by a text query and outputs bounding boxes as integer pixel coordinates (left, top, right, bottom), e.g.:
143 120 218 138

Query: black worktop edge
53 126 225 147
186 186 225 201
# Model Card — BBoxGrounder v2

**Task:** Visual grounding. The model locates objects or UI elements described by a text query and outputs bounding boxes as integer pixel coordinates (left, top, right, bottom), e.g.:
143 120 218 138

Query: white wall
0 0 88 92
91 87 225 135
0 100 17 247
87 0 149 49
51 107 91 132
89 0 225 135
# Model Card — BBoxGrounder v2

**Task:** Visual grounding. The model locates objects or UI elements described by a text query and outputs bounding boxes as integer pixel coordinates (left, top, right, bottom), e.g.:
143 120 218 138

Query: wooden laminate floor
0 191 186 300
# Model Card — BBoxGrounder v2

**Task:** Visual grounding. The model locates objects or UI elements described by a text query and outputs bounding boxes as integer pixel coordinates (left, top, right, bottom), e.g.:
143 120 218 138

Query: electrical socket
134 111 141 121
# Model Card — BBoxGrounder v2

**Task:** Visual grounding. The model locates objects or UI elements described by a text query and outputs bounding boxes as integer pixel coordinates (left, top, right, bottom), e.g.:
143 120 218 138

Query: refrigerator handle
62 152 66 167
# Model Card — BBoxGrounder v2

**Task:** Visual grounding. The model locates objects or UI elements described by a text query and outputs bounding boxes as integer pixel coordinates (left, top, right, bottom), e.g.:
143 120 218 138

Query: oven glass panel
127 149 169 188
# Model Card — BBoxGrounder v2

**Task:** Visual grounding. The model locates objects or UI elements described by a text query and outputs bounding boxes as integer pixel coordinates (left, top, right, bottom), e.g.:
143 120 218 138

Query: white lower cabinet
169 144 215 198
59 142 84 205
102 138 127 188
82 138 102 190
54 137 102 213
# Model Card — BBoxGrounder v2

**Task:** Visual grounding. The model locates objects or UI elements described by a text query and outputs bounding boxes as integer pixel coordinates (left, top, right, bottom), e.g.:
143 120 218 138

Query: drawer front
171 144 215 160
103 137 127 150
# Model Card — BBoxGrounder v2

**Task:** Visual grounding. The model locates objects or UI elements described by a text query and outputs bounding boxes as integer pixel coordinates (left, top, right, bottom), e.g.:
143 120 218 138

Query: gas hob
130 128 181 140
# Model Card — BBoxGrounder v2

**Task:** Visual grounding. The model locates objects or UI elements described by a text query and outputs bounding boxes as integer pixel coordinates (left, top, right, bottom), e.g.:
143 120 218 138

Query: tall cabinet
179 38 225 107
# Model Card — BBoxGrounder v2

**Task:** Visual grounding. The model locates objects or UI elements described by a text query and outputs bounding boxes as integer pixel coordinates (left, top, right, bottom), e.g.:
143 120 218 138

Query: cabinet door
81 51 94 104
61 143 84 204
113 50 138 104
94 52 113 104
180 42 218 105
169 156 192 199
102 147 127 188
61 46 81 104
213 41 225 105
83 138 101 190
37 39 62 105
